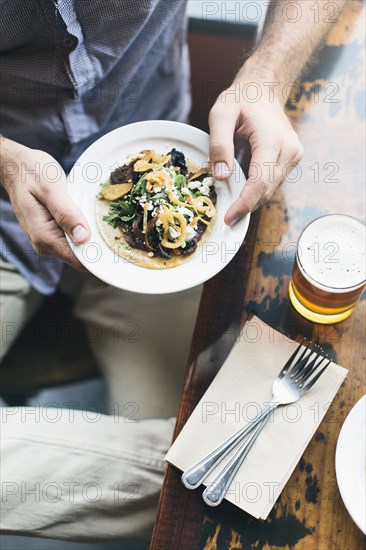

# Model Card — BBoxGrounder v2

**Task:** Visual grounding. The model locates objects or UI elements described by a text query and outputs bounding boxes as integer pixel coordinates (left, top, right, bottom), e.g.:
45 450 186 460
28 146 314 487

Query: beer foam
297 215 366 291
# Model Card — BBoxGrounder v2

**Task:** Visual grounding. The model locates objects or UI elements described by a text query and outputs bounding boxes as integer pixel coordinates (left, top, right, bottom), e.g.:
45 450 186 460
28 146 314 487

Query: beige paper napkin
165 316 348 519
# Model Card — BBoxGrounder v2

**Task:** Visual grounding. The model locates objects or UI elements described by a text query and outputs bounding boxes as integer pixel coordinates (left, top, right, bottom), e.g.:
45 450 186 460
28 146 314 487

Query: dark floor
0 378 149 550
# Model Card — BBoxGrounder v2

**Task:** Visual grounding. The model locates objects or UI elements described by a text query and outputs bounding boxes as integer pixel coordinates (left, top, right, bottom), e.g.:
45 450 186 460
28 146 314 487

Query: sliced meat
209 186 217 205
158 244 173 259
179 240 197 256
110 162 134 184
145 220 160 250
110 160 141 185
132 216 145 242
123 230 147 252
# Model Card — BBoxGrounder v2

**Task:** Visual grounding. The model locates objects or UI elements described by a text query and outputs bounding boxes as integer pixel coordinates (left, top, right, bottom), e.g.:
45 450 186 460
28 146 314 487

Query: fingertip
224 207 242 227
212 162 232 181
224 201 250 227
225 216 240 227
71 224 90 244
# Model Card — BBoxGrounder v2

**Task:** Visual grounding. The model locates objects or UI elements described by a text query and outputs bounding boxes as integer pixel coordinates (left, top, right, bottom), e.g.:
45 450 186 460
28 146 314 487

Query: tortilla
96 154 216 270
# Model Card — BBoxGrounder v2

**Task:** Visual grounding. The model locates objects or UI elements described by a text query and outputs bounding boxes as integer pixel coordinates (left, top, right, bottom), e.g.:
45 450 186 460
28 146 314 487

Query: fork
203 414 270 506
181 341 331 498
202 343 330 505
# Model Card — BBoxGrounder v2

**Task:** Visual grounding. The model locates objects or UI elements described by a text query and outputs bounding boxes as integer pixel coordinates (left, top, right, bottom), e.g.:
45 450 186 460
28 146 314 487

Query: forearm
0 135 90 266
237 0 348 101
0 135 29 191
0 134 16 168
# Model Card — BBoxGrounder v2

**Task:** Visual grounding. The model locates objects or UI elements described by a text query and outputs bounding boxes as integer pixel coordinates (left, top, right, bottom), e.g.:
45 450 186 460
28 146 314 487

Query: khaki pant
0 258 201 541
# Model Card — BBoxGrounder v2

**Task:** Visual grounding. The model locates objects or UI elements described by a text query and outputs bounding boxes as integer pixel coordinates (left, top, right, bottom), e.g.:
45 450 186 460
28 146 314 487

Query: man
0 0 346 543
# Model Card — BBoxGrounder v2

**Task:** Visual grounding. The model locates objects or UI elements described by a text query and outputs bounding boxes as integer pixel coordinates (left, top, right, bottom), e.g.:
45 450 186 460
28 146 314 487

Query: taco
96 148 217 269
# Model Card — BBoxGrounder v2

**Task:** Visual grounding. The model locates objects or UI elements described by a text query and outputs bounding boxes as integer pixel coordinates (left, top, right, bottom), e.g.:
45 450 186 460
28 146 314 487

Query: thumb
38 184 91 244
224 143 280 226
208 105 237 181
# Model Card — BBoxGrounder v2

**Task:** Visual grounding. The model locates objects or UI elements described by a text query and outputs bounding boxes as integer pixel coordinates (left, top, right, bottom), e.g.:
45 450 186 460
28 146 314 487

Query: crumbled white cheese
188 177 214 196
177 206 194 219
156 219 163 227
169 226 181 239
186 225 197 240
200 177 214 196
152 205 165 217
139 194 147 205
200 185 210 196
202 176 214 187
181 187 189 195
147 202 154 211
188 180 200 190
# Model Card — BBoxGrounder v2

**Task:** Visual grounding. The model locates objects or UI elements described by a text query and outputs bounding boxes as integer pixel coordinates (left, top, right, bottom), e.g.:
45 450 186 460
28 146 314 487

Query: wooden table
151 2 366 549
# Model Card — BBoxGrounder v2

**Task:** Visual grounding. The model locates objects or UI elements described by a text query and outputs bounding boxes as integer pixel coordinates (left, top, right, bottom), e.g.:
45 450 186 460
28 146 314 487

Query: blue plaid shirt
0 0 190 294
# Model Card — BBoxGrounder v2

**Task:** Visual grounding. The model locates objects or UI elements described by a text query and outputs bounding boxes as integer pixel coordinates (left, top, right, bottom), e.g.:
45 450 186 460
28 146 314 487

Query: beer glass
289 214 366 324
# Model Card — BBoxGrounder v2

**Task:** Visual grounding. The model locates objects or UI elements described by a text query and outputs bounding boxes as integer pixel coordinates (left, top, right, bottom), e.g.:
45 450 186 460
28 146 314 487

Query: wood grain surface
151 2 366 549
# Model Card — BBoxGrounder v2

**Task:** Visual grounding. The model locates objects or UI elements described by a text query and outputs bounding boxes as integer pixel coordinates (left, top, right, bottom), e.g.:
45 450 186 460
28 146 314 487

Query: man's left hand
209 76 303 226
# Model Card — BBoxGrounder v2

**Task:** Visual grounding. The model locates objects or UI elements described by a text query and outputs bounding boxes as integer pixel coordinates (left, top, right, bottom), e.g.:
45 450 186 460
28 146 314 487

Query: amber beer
289 215 366 324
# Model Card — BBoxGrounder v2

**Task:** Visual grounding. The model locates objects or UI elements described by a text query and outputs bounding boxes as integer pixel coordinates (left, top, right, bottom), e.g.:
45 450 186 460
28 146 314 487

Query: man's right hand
0 137 90 270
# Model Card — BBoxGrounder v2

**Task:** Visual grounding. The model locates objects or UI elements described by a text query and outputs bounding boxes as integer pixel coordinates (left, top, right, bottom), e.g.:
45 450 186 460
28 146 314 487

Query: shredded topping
159 211 187 249
98 149 216 259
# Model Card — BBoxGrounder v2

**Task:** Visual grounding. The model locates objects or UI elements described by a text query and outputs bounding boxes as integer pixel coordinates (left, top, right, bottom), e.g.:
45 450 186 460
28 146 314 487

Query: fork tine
278 338 305 379
289 341 313 378
295 346 324 383
302 359 332 391
296 356 326 387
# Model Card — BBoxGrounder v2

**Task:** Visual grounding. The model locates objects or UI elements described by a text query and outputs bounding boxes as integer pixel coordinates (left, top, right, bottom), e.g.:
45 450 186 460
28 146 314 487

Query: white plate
335 394 366 534
66 120 250 294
